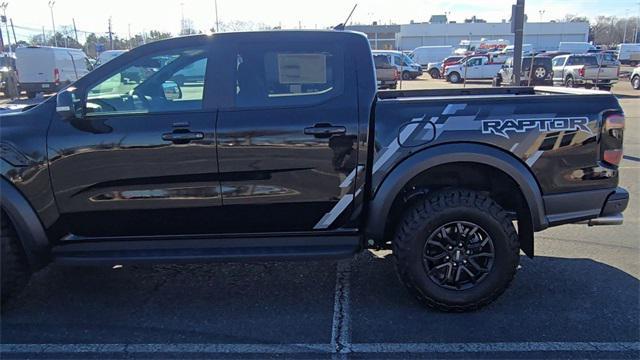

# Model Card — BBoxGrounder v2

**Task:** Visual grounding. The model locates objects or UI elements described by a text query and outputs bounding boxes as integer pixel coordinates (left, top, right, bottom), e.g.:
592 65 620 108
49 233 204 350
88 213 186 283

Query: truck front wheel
392 190 520 312
1 211 31 304
448 72 462 83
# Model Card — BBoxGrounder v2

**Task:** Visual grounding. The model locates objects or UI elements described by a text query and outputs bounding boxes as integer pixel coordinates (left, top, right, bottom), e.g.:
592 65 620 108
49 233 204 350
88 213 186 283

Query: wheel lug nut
447 246 453 250
463 260 468 264
453 262 458 267
466 250 472 255
445 256 450 260
458 243 463 248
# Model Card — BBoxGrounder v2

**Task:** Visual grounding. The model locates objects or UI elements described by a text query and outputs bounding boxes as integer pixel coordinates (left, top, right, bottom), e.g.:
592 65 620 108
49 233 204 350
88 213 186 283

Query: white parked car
372 50 423 80
616 43 640 66
410 46 453 67
15 46 91 98
558 42 596 54
552 54 618 91
631 66 640 90
444 55 503 83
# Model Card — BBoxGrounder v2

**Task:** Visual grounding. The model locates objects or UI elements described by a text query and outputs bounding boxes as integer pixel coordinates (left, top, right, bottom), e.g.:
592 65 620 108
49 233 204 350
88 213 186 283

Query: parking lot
1 77 639 359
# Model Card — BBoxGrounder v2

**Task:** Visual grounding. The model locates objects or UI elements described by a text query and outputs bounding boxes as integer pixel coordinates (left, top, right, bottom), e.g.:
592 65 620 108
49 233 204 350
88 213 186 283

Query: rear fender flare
365 143 547 251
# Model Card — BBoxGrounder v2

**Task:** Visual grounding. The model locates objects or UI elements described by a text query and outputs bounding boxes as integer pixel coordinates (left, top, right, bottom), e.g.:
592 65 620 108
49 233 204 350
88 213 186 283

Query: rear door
215 35 360 234
552 56 567 82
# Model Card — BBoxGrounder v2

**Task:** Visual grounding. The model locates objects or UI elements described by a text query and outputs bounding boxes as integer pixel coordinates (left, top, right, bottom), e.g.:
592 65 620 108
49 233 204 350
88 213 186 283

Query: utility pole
623 9 629 43
42 26 46 46
180 2 185 35
511 0 525 86
128 23 131 49
0 25 4 53
107 17 113 50
72 18 79 43
9 17 15 45
1 2 11 54
214 0 220 32
48 0 57 46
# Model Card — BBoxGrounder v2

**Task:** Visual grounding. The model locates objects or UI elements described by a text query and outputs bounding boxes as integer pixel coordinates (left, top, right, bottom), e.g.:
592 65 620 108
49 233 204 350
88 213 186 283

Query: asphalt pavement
1 78 639 359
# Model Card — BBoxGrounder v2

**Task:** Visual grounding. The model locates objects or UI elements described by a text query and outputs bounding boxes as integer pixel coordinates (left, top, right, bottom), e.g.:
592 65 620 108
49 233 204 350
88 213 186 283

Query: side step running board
52 235 361 265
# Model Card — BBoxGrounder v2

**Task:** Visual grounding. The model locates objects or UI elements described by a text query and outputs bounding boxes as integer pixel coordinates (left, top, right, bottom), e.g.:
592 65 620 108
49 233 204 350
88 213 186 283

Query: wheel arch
1 177 50 270
365 143 547 257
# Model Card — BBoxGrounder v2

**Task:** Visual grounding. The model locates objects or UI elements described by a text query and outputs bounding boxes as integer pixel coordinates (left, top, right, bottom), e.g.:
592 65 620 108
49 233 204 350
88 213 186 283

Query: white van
372 50 423 80
616 43 640 65
15 46 91 98
97 50 128 66
410 46 453 67
558 42 596 54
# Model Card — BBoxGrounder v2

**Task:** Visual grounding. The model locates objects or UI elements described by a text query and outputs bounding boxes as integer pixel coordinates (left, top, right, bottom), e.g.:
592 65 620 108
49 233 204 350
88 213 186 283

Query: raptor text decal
482 117 592 139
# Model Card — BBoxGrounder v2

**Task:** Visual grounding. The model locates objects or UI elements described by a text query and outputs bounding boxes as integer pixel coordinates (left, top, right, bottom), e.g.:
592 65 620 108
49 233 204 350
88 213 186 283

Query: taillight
54 68 60 84
602 113 625 166
578 67 585 77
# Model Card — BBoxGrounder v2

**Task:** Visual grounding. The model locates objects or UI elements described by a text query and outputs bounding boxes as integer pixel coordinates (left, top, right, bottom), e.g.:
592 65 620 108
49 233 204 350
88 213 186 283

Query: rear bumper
574 78 618 86
544 187 629 227
19 82 63 93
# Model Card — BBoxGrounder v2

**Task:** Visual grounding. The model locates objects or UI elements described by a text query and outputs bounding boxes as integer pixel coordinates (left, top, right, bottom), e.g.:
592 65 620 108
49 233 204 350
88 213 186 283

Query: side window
394 55 404 66
86 47 208 116
552 57 564 67
235 42 344 108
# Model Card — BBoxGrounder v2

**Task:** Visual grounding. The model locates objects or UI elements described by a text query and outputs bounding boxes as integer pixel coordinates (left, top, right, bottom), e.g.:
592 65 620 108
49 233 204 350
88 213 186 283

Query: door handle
162 130 204 143
304 124 346 138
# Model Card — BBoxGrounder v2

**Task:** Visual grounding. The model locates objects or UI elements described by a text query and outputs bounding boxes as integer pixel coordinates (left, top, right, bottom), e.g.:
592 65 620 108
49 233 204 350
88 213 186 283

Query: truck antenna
334 3 358 30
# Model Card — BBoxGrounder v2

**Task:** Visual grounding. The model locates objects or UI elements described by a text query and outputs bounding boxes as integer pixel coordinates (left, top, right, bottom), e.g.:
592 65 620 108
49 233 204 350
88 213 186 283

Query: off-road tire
1 211 31 304
402 71 411 80
492 76 502 87
392 190 520 312
429 69 440 79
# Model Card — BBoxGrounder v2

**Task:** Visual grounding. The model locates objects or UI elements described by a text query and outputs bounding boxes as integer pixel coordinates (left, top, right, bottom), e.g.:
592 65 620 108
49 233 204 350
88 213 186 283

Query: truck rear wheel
392 190 520 312
1 211 31 304
564 76 576 88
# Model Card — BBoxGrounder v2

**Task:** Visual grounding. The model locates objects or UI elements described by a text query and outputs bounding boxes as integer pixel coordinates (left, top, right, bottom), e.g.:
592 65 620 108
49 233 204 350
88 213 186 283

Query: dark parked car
0 31 628 312
493 56 553 87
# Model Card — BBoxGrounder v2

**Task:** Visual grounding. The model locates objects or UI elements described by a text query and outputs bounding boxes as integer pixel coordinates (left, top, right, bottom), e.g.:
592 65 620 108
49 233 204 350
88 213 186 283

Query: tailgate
376 68 396 81
584 66 618 80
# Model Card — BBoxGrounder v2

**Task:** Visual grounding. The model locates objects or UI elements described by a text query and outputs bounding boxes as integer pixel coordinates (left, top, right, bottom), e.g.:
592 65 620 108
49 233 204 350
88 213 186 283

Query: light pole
0 2 11 54
444 11 451 46
623 9 630 43
48 0 57 46
214 0 220 33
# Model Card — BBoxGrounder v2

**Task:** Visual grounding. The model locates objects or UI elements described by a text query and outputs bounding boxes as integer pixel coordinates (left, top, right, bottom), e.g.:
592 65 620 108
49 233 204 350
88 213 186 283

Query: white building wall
397 22 589 52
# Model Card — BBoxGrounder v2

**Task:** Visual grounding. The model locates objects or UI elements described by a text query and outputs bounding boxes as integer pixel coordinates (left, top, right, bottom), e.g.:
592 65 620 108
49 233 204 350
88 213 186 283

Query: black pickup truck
0 31 629 311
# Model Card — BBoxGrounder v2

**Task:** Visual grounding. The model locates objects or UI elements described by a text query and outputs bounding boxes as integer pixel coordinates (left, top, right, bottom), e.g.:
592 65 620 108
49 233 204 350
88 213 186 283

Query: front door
215 39 360 234
48 41 222 237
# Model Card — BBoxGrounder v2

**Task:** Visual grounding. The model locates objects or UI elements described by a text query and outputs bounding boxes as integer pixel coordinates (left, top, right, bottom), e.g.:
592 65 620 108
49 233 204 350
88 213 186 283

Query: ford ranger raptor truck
0 31 629 311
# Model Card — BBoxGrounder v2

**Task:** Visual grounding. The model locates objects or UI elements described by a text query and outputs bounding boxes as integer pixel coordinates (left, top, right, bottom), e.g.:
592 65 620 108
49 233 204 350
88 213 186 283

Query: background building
348 21 589 52
344 24 400 50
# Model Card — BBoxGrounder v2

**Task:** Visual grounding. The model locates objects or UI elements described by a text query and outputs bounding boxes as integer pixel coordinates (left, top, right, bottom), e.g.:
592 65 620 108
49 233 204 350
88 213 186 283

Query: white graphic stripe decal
313 190 362 230
526 151 544 167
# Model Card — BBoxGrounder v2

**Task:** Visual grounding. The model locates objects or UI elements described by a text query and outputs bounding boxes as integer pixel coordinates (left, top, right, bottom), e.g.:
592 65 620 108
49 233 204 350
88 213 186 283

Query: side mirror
56 89 78 120
162 81 182 100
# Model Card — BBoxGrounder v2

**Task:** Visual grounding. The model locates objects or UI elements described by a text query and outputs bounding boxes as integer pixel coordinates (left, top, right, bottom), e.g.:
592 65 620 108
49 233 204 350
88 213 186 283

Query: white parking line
2 342 638 354
350 342 640 353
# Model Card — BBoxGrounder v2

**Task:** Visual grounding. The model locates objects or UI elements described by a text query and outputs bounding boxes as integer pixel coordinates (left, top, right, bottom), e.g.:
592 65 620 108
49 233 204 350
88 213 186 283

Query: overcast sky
6 0 640 41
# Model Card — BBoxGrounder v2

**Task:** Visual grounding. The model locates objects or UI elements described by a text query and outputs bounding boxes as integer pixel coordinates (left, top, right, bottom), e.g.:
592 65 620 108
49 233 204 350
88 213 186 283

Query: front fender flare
365 143 547 246
1 177 50 270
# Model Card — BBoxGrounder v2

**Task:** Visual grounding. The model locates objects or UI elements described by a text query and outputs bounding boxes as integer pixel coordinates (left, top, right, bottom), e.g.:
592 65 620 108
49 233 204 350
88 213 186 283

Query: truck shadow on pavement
1 253 639 347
